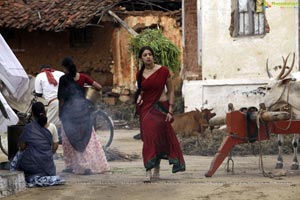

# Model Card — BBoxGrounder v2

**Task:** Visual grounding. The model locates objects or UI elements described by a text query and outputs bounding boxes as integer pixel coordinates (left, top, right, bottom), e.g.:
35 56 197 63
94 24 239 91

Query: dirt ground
1 129 300 200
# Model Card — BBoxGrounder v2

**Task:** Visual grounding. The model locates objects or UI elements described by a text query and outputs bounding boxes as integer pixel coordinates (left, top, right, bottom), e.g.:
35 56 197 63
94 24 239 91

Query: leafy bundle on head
130 29 180 73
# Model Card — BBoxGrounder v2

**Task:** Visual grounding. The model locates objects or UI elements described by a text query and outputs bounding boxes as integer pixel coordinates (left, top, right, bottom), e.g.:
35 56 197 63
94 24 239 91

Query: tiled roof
0 0 121 32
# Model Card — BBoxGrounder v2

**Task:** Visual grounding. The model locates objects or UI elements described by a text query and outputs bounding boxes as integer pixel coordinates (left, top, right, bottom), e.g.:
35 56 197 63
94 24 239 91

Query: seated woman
10 102 64 187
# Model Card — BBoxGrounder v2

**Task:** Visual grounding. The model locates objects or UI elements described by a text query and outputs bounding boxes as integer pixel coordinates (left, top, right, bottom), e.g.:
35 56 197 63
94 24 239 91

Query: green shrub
130 29 180 73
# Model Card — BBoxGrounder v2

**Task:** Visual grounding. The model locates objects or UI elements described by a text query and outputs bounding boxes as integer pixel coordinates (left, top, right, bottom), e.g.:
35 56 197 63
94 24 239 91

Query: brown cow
132 108 216 141
172 108 216 137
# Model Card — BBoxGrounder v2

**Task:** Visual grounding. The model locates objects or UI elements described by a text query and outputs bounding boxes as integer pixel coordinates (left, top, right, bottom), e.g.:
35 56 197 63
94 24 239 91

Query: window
69 28 92 48
229 0 269 37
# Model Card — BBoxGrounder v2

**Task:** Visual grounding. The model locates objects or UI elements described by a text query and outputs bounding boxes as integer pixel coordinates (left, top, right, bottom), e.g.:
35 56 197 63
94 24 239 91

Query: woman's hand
165 112 173 122
136 94 143 106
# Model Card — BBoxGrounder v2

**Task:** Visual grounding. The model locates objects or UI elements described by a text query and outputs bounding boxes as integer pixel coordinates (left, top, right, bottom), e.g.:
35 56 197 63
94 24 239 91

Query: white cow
264 52 299 170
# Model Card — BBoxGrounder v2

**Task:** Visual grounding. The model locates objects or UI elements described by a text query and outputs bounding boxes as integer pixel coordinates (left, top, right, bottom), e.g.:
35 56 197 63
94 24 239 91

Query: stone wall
0 170 26 198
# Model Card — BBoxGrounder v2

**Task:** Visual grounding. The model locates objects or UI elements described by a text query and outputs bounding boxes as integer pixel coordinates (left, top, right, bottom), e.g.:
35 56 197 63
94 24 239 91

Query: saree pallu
60 98 93 152
18 121 56 179
11 151 65 187
62 125 110 174
141 101 185 173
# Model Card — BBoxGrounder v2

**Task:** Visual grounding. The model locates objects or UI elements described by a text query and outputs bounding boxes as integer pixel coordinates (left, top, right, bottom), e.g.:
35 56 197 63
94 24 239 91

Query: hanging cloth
239 0 248 12
256 0 264 13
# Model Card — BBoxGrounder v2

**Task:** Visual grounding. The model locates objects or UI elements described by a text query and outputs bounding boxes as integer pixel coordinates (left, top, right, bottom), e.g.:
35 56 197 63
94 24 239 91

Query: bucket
84 86 102 105
7 125 24 160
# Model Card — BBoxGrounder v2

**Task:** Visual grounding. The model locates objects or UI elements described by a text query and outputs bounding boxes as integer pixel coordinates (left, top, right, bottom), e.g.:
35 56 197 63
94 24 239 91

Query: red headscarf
41 68 57 86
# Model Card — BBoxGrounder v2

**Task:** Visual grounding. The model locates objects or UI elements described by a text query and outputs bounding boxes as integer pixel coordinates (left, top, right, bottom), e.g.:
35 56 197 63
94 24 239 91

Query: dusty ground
1 129 300 200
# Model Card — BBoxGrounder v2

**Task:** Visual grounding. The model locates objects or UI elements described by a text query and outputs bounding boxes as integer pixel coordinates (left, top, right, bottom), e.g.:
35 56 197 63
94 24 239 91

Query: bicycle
85 86 114 148
91 103 114 148
0 89 114 157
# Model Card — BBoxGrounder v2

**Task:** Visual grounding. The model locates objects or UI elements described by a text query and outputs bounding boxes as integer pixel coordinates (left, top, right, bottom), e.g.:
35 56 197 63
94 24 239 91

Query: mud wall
111 13 182 91
3 22 115 87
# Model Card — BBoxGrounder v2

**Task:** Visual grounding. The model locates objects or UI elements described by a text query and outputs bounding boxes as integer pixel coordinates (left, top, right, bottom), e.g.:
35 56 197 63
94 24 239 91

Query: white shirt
46 123 59 143
35 70 64 102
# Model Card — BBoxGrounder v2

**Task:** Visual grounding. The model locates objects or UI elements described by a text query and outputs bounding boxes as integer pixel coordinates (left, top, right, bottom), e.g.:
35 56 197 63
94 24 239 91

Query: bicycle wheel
0 132 8 156
93 110 114 148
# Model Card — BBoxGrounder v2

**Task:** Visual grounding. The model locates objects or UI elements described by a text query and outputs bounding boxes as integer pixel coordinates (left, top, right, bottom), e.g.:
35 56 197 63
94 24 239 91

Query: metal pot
84 86 102 104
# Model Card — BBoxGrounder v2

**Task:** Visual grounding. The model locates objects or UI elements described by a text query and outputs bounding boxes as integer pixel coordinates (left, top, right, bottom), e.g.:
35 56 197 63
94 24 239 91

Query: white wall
201 0 298 80
183 0 298 116
183 79 267 116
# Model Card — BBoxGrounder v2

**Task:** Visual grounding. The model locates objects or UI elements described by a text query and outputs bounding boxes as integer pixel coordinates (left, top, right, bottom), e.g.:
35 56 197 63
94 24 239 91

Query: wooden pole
108 10 138 36
209 111 291 127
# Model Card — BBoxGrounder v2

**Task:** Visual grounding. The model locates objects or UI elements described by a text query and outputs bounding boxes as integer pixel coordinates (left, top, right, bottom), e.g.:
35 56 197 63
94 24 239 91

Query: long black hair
32 102 47 127
134 46 155 103
61 57 77 78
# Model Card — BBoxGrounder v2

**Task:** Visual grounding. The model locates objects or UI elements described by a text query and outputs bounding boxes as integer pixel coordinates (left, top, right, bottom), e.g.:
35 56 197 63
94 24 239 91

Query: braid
134 64 145 103
134 46 155 103
32 102 48 127
37 113 48 127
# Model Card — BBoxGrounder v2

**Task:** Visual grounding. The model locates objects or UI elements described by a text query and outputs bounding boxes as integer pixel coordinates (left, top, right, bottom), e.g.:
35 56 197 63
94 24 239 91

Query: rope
272 109 293 131
224 151 234 173
256 109 274 178
274 82 294 130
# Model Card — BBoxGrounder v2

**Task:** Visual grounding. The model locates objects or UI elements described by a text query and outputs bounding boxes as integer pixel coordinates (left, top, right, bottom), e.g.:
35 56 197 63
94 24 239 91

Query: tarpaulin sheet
0 92 18 135
0 34 29 100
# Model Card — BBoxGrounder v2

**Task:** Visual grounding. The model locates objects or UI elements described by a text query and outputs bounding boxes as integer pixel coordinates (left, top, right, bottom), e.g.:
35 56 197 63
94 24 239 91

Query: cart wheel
0 132 8 156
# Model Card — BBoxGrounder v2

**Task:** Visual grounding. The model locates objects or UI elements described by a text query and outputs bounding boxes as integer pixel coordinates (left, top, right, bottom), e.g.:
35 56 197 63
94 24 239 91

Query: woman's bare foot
144 170 152 183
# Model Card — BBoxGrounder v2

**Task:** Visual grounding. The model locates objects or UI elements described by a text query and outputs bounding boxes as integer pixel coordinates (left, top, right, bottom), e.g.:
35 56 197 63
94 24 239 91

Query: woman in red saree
135 46 185 182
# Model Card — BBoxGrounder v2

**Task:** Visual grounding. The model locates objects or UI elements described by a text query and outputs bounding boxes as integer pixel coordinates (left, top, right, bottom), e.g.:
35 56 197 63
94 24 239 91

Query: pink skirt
61 125 110 174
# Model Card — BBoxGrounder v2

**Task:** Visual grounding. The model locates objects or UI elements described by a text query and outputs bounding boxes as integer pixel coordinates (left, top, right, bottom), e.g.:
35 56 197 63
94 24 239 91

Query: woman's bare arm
52 142 59 154
18 141 27 151
92 81 102 91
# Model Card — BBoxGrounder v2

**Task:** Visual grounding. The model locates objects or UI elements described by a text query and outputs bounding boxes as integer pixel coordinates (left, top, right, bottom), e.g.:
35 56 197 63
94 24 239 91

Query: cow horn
266 59 273 78
277 54 289 79
281 52 295 79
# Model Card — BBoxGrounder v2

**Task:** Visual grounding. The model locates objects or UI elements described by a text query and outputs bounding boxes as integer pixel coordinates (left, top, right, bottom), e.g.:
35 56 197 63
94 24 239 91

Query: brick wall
183 0 201 80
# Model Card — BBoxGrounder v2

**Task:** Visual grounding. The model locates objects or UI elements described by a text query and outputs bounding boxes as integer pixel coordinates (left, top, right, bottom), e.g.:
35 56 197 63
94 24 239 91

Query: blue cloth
11 151 65 187
26 175 65 188
18 120 56 180
58 74 93 152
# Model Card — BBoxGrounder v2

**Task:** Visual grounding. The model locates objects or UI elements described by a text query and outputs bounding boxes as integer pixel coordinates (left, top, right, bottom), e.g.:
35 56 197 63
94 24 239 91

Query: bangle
168 111 173 115
169 103 174 106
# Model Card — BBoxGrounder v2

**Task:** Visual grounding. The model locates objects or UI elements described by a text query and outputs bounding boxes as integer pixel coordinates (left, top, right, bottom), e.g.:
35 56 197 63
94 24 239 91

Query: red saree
137 66 185 173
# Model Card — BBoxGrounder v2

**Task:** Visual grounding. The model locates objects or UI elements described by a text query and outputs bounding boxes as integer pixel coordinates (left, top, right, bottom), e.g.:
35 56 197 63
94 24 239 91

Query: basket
84 86 102 104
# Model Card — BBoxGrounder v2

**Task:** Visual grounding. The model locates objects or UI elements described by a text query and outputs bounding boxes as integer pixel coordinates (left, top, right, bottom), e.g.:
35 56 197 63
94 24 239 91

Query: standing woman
58 57 109 175
135 46 185 182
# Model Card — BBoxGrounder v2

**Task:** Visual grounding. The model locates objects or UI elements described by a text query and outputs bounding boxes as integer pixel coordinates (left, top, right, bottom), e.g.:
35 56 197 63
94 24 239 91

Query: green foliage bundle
130 29 180 73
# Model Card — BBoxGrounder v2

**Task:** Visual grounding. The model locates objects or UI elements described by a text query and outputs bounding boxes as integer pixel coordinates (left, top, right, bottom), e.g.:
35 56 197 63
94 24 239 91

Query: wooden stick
108 10 138 36
209 111 291 127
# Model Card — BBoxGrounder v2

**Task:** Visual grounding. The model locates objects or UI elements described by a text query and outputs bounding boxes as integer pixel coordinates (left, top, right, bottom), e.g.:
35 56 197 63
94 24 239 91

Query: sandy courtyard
1 129 300 200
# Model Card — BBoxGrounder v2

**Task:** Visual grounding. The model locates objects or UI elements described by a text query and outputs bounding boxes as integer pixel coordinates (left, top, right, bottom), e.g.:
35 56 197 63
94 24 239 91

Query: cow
264 52 299 170
172 108 216 145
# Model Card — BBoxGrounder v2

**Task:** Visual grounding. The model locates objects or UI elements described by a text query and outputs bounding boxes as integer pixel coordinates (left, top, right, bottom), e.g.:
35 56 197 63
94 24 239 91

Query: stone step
0 168 26 198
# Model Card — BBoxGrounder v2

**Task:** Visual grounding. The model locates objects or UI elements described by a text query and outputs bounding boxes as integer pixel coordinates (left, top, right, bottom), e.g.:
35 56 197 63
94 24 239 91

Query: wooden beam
209 111 291 127
108 10 138 36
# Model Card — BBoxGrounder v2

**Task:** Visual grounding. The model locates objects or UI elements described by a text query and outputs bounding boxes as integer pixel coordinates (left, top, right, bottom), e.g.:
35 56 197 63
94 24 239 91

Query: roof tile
0 0 121 31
